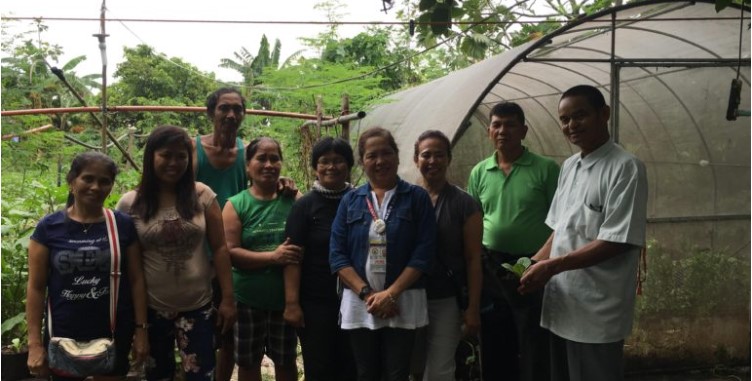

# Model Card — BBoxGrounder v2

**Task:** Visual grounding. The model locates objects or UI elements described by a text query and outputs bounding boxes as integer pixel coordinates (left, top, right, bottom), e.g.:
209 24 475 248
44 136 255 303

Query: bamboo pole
1 106 324 120
94 0 109 153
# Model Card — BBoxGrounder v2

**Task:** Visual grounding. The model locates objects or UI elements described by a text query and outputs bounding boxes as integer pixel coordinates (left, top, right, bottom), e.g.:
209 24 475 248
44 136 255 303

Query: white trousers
416 297 463 381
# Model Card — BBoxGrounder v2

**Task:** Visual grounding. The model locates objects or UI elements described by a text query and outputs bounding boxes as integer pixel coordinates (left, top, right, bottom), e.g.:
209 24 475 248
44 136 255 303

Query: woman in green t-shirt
222 137 302 381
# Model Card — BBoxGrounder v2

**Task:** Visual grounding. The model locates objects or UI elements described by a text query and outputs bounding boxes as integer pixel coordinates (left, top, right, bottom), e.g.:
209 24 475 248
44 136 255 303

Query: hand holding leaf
501 257 532 278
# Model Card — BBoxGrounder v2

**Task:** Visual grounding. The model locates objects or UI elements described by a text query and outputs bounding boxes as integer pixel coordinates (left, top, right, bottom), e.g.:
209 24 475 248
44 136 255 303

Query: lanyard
365 195 395 223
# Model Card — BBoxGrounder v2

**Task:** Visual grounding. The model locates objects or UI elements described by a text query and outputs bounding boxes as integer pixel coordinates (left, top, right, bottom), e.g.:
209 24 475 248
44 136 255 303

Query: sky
1 0 401 84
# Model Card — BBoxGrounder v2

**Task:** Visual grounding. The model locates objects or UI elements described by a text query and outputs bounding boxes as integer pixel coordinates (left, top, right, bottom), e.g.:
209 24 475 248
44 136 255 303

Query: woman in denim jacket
329 127 436 381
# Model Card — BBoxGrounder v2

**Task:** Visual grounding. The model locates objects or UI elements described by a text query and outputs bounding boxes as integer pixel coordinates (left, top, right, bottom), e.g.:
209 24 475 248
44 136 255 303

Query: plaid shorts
234 301 297 368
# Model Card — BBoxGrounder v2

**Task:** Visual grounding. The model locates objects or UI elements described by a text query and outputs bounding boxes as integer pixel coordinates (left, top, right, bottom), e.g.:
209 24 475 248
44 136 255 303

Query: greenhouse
361 0 751 368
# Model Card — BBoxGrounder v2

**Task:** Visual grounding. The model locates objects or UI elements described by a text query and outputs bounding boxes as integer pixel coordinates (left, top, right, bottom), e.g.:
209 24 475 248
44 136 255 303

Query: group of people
26 84 647 381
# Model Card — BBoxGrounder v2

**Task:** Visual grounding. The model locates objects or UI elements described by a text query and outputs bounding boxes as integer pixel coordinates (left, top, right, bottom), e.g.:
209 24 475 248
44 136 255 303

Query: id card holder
369 244 387 273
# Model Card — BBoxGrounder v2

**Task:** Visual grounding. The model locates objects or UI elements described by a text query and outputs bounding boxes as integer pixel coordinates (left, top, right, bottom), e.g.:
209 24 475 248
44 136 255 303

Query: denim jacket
329 178 436 290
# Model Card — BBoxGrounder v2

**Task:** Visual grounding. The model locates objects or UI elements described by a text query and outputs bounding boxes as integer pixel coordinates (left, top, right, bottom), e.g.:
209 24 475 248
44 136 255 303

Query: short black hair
561 85 607 110
206 87 246 118
311 137 355 170
489 102 525 125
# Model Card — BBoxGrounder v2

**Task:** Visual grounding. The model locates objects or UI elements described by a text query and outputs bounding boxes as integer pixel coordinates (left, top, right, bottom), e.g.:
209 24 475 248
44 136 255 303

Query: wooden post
95 0 110 153
315 96 323 139
341 95 350 142
126 125 136 169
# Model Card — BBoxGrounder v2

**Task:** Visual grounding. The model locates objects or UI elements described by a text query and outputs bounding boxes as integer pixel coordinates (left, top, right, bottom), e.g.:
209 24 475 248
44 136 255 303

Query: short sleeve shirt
541 140 648 343
31 210 138 340
117 182 217 312
467 148 559 255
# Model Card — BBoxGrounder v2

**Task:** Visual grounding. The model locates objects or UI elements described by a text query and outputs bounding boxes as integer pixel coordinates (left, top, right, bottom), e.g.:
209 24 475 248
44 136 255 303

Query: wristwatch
358 285 373 300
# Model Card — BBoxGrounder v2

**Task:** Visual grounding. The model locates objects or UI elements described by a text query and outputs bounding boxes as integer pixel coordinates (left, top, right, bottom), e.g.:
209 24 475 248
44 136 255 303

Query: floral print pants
146 303 215 381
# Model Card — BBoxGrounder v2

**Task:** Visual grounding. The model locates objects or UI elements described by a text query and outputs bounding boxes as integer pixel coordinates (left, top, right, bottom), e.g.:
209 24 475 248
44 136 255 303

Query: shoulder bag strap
103 208 121 337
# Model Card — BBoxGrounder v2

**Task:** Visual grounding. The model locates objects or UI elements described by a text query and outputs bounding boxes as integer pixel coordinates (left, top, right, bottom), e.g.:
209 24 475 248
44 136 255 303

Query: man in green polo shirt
467 102 559 381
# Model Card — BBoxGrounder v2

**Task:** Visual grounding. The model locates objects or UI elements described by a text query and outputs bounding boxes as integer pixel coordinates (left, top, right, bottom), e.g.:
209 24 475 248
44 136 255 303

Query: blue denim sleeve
329 192 352 274
406 188 436 273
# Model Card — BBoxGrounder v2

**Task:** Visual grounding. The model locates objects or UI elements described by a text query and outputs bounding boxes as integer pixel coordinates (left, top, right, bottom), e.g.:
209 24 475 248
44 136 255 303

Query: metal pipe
1 106 324 120
609 12 621 143
300 111 366 129
523 57 751 65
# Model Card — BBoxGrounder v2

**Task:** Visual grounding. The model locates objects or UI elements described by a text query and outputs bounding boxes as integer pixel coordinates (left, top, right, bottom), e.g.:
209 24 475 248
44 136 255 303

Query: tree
108 44 217 133
1 21 101 137
320 27 421 90
219 35 287 98
397 0 616 67
246 57 387 188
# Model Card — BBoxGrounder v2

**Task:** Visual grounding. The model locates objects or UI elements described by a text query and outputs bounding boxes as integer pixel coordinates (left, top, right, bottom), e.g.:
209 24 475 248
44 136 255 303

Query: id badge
369 244 387 273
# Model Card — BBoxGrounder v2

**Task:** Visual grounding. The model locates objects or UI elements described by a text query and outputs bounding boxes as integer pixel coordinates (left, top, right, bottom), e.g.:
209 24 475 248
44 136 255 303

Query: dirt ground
625 366 750 381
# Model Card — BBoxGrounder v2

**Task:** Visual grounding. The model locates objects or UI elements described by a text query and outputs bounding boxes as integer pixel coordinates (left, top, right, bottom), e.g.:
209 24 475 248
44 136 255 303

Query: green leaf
518 257 532 268
7 209 34 218
430 7 451 36
1 312 26 335
419 0 437 11
500 257 534 278
715 0 733 12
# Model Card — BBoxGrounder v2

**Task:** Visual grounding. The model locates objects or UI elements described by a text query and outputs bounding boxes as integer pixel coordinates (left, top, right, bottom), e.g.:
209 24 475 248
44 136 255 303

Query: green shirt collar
484 147 533 171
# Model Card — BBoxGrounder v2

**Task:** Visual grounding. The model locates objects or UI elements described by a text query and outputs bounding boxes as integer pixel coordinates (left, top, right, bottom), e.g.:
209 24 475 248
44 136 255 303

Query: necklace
81 222 93 234
67 206 103 234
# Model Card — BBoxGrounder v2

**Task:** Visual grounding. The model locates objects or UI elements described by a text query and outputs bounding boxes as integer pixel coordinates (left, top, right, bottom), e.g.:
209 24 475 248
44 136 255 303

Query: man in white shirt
519 85 648 381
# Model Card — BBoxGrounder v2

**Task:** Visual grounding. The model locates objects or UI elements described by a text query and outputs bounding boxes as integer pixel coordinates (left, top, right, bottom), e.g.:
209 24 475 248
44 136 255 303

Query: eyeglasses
317 158 347 167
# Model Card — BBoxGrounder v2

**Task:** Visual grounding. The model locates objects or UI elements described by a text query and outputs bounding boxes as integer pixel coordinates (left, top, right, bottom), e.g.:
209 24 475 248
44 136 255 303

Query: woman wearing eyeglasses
283 137 357 381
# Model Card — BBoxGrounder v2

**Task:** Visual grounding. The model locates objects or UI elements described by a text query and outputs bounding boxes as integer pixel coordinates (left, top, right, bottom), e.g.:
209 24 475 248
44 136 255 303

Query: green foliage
509 20 562 47
501 257 532 278
256 58 385 114
219 35 290 101
1 131 80 186
1 314 27 352
405 0 618 65
715 0 750 11
1 22 101 135
635 241 750 318
109 44 216 131
236 53 386 190
0 188 37 347
320 27 418 90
